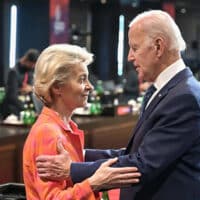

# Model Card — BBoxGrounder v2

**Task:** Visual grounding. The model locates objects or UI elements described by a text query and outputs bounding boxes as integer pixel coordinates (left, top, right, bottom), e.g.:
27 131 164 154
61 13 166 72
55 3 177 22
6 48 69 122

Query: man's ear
154 37 165 58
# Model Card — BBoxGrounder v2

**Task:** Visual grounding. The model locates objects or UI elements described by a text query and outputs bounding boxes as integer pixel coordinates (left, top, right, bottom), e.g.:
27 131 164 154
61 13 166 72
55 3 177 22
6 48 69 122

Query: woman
23 44 140 200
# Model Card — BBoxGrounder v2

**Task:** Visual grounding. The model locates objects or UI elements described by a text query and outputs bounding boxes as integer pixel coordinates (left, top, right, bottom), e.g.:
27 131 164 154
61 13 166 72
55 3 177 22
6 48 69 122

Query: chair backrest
0 182 26 200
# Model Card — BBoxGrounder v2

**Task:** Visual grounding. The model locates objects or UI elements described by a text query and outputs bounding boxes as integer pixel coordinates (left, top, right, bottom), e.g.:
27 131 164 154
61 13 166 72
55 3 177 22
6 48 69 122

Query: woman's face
56 64 93 111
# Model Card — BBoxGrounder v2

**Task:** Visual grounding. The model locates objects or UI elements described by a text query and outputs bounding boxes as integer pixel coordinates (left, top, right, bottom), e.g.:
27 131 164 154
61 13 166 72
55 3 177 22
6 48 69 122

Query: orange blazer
23 106 99 200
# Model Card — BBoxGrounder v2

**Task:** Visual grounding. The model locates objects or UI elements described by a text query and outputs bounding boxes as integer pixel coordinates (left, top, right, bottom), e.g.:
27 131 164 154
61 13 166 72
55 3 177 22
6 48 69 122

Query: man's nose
128 49 135 62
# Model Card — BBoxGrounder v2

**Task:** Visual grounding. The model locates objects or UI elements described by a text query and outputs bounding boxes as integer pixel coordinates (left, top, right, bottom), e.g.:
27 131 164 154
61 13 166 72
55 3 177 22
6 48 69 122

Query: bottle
90 96 98 115
29 103 36 124
22 109 30 125
0 87 5 104
95 96 102 115
90 95 102 116
95 80 104 97
22 103 36 125
101 191 110 200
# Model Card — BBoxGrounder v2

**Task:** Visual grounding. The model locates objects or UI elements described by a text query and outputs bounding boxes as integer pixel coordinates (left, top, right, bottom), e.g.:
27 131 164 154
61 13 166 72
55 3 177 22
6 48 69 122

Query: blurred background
1 0 200 189
1 0 200 86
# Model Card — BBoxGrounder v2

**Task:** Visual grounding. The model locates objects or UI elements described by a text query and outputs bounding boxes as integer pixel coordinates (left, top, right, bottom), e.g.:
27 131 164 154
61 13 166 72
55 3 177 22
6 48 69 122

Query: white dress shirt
146 59 186 108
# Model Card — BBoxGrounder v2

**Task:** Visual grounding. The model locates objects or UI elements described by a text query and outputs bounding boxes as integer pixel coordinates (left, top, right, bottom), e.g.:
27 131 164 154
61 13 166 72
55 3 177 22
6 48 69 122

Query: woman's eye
80 77 86 83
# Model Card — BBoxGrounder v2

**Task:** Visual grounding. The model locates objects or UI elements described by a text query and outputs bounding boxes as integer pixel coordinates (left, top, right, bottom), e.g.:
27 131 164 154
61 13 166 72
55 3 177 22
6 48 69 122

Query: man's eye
132 47 137 52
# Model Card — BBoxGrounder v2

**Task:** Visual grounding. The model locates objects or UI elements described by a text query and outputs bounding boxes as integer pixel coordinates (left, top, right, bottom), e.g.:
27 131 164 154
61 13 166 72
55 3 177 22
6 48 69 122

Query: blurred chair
0 182 26 200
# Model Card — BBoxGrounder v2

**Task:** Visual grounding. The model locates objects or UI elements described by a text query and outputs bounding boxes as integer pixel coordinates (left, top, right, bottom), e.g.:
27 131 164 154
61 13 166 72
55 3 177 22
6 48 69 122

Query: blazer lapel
125 68 193 153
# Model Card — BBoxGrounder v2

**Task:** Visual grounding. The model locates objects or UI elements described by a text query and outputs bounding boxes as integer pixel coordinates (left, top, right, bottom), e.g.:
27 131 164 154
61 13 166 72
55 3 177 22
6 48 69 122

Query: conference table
0 113 138 193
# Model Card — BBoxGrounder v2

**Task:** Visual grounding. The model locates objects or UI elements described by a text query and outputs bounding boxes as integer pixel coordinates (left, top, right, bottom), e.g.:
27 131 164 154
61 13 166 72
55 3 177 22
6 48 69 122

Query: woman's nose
86 80 94 91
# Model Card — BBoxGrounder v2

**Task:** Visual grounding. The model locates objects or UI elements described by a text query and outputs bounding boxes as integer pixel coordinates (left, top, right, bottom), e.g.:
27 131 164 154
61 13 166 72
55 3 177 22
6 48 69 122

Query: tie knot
145 84 156 98
140 84 156 118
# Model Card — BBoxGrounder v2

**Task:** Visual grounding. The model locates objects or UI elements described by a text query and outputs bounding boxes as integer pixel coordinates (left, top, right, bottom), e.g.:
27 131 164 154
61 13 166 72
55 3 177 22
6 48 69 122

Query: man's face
127 25 158 82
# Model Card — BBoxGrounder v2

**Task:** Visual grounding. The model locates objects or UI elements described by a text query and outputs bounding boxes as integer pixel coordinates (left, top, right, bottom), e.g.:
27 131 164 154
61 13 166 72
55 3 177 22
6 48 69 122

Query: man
36 10 200 200
1 49 40 119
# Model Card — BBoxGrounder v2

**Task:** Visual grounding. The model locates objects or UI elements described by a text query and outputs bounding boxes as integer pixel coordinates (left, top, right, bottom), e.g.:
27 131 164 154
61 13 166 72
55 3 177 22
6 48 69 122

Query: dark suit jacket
71 68 200 200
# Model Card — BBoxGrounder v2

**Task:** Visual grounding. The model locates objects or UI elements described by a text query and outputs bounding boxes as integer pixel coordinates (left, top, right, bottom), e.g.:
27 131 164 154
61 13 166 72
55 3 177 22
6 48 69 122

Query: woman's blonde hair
34 44 93 106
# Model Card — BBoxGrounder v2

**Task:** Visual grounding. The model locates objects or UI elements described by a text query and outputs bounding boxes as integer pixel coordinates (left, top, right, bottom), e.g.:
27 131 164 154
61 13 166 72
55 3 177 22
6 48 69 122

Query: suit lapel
125 68 193 153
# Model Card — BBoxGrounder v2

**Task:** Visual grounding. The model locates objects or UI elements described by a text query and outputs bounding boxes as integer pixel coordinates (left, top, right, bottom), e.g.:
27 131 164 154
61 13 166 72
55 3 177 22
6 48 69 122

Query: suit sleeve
85 149 125 161
71 93 200 185
71 149 125 183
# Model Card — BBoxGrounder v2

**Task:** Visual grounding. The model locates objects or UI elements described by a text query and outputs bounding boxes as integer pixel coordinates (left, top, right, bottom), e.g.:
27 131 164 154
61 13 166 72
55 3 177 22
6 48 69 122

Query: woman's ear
51 83 62 96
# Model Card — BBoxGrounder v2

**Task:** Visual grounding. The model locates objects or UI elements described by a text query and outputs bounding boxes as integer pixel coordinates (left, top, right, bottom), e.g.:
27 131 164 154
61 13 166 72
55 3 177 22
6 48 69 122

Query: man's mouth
135 66 139 72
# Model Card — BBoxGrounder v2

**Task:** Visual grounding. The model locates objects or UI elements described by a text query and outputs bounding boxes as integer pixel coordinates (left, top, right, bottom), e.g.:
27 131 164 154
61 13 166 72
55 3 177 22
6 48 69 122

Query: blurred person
183 40 200 76
138 72 152 94
36 10 200 200
23 44 141 200
123 63 151 103
123 62 139 102
1 48 40 119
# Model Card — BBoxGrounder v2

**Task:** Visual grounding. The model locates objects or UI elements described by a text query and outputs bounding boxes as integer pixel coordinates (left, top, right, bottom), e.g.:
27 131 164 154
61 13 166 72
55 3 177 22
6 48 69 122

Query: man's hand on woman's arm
36 139 141 189
88 157 141 191
36 139 71 181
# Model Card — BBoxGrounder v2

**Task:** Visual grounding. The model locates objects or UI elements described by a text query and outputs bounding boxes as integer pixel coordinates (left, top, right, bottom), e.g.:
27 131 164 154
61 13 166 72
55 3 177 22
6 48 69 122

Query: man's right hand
36 139 72 181
88 158 141 191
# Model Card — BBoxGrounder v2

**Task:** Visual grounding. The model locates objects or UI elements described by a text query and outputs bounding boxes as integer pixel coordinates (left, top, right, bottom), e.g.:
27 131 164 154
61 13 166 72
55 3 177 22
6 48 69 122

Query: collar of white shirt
146 58 186 108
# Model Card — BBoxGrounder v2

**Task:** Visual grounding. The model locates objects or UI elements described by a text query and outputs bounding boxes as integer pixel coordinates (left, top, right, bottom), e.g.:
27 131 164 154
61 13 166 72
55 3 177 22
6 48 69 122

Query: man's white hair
129 10 186 52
